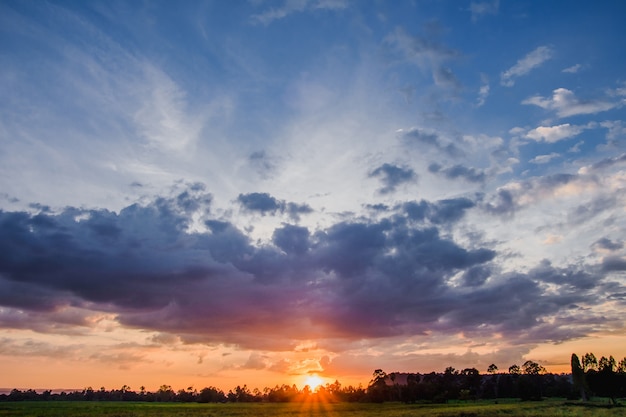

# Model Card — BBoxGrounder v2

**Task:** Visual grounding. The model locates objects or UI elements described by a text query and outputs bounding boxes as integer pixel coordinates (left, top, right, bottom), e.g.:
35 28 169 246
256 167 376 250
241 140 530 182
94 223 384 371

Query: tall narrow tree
571 353 587 401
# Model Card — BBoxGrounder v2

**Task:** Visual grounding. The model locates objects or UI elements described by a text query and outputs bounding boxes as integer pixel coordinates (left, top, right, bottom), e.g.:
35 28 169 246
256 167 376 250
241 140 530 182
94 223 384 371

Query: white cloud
600 120 626 140
530 153 560 164
562 64 581 74
133 66 204 153
525 124 585 143
522 88 618 118
500 46 553 87
568 141 583 153
476 73 490 107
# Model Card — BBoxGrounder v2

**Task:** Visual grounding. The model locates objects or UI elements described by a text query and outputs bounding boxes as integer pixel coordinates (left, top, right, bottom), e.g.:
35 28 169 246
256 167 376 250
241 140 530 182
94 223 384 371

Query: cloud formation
237 193 313 220
523 88 618 117
428 163 487 183
525 123 588 143
369 163 417 194
1 183 622 354
399 128 463 157
500 46 553 87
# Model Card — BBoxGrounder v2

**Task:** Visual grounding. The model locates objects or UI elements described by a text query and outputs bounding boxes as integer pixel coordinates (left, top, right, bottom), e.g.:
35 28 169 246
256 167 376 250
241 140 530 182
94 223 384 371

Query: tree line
2 353 625 404
571 353 626 405
0 382 367 403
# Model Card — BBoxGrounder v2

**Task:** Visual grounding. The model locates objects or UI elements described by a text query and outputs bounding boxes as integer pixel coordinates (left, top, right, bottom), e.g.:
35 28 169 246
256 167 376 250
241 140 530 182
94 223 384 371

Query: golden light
303 374 324 391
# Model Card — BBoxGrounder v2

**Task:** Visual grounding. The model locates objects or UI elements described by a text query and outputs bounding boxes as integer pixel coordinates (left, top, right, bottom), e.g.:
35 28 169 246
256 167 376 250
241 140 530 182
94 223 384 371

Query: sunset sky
1 0 626 392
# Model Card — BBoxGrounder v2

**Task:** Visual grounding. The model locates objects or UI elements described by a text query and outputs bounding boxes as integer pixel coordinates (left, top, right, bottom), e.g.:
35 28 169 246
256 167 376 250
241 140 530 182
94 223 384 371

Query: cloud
249 151 278 179
525 123 587 143
238 192 283 215
481 172 600 216
133 65 205 152
567 196 617 226
583 153 626 173
500 46 553 87
369 163 417 194
399 198 475 225
273 224 311 255
522 88 618 117
562 64 582 74
600 120 626 142
428 163 487 183
602 256 626 272
398 128 463 157
237 192 313 220
251 0 348 25
434 66 461 90
469 0 499 22
476 74 490 107
6 184 613 352
384 28 461 91
593 237 624 252
529 153 560 164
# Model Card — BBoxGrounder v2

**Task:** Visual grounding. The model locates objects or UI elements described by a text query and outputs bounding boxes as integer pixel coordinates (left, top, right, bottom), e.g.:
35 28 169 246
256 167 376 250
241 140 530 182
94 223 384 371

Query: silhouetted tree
571 353 588 401
197 386 225 403
587 355 620 405
367 369 389 403
582 352 597 372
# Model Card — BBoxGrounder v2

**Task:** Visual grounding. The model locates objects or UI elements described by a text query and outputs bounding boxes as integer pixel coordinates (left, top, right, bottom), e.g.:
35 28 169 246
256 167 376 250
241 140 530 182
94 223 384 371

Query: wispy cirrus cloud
250 0 348 25
384 28 461 91
500 46 553 87
529 153 560 164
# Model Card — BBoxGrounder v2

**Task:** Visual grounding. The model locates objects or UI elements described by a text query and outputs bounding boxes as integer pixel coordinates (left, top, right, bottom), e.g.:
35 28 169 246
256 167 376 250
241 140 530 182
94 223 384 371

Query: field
0 399 625 417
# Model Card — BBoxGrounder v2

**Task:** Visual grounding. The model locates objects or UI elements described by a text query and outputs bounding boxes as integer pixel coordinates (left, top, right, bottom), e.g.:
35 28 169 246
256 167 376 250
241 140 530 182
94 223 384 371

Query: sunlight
303 374 324 391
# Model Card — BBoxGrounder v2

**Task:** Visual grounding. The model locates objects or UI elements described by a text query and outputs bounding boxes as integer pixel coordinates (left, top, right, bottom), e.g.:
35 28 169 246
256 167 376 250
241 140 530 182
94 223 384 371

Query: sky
1 0 626 392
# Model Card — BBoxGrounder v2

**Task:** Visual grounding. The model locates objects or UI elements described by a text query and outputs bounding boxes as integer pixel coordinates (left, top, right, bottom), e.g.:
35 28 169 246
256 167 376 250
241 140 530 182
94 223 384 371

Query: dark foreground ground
1 398 625 417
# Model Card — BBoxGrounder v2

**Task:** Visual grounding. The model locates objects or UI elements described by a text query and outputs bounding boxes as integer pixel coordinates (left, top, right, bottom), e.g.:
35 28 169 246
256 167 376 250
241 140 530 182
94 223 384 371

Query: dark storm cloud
0 184 615 350
237 192 312 220
428 163 487 183
400 128 463 157
369 163 416 194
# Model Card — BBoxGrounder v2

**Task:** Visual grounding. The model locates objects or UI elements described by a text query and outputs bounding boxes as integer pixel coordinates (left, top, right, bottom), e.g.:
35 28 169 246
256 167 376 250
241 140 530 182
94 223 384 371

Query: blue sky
1 0 625 390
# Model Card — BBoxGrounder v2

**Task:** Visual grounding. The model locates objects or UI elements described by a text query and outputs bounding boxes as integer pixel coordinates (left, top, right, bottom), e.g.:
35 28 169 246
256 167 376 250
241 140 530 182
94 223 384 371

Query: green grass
0 399 624 417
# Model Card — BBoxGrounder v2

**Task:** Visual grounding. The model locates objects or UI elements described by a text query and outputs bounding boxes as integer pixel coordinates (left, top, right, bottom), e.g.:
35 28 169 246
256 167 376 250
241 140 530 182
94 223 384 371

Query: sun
303 374 324 391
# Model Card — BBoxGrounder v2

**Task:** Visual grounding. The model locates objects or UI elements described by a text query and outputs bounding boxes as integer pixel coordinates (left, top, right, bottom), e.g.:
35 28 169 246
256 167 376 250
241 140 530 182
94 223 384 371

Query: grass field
0 399 624 417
